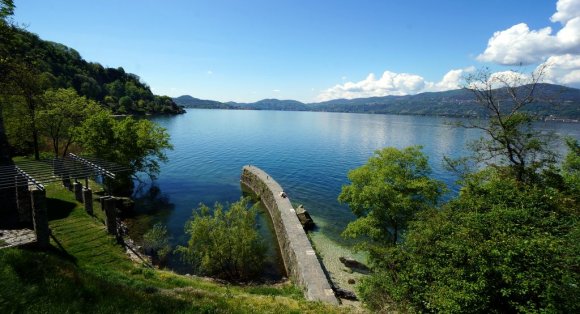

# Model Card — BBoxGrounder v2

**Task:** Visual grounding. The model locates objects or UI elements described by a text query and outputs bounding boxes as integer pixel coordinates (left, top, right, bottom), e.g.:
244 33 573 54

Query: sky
12 0 580 103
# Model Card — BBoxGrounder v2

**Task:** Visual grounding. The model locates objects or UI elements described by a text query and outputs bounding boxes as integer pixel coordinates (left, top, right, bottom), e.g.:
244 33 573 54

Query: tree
77 111 172 193
39 88 102 157
455 66 558 183
359 169 579 313
0 0 12 18
177 198 266 281
338 146 446 257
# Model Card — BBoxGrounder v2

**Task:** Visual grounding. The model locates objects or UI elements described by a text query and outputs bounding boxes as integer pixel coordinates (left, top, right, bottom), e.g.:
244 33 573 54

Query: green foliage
0 0 14 20
178 198 267 281
142 223 171 265
358 169 579 313
339 146 446 253
39 88 103 157
1 23 183 115
77 111 172 180
563 138 580 194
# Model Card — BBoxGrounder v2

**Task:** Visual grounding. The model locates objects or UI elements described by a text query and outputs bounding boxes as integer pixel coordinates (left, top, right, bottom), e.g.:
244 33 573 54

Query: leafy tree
39 88 103 157
0 0 13 19
338 146 446 258
178 198 266 281
360 169 579 313
77 111 172 181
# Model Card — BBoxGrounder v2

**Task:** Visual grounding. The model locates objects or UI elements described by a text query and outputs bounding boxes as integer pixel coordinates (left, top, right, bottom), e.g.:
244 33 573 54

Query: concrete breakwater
240 166 339 304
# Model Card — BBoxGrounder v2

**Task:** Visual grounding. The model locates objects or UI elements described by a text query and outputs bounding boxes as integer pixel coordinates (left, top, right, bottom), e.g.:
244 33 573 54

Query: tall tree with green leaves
0 0 15 164
338 146 446 259
39 88 103 157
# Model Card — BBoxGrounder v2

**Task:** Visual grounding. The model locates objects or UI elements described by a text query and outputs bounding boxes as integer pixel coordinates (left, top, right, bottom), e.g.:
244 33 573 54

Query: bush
142 223 171 266
359 171 579 313
178 197 266 281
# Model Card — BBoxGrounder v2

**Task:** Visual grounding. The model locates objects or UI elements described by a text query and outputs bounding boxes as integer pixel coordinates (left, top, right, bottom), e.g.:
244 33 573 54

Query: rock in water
333 286 358 300
295 204 315 230
339 256 369 271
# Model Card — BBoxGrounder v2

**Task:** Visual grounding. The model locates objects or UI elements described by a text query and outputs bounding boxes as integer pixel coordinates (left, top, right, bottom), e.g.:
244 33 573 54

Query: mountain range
174 84 580 120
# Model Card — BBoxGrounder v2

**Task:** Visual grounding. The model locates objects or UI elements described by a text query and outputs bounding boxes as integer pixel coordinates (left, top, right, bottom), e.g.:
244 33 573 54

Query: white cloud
551 0 580 23
316 68 474 101
272 89 281 92
477 0 580 65
207 70 213 75
541 54 580 85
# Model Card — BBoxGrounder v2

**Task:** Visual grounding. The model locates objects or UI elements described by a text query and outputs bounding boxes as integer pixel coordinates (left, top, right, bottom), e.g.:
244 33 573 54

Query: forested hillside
3 26 184 115
176 84 580 119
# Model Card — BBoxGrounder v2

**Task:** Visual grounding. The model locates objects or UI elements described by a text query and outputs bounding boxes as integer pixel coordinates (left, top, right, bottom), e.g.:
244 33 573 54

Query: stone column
83 188 93 215
103 197 117 235
31 187 49 249
16 176 32 224
62 177 71 190
73 181 83 203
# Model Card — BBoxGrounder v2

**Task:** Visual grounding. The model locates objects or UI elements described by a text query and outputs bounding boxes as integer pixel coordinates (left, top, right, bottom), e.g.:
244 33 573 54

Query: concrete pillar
62 177 71 190
16 177 32 224
83 188 93 215
73 181 83 203
103 197 117 235
31 188 49 249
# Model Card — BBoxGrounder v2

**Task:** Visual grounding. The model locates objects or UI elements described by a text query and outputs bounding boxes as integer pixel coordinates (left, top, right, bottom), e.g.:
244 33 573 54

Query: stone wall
240 165 338 304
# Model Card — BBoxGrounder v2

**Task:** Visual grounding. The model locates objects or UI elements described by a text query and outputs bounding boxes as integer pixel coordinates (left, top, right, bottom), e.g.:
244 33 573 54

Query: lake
130 109 579 279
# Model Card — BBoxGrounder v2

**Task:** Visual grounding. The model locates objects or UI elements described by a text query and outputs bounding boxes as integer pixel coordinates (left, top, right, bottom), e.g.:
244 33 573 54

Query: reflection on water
130 109 580 276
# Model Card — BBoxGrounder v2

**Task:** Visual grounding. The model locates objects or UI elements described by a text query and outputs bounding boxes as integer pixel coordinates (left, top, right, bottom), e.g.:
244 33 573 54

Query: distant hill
173 95 237 109
176 83 580 119
230 99 309 111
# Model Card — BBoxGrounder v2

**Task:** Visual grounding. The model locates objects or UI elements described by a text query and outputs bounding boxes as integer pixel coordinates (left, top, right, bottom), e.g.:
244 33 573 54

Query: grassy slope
0 182 350 313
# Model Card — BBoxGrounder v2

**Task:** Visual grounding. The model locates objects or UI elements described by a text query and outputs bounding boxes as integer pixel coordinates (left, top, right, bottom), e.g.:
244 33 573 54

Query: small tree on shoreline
177 197 266 282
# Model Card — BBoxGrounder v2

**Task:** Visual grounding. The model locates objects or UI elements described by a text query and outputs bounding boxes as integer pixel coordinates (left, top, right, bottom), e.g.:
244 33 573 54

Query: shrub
178 197 266 281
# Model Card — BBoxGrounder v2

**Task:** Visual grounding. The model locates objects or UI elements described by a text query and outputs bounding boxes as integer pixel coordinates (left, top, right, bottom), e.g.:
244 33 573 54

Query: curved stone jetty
241 165 338 304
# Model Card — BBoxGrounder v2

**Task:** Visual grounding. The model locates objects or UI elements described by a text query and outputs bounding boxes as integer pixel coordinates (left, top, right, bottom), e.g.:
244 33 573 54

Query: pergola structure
0 154 130 249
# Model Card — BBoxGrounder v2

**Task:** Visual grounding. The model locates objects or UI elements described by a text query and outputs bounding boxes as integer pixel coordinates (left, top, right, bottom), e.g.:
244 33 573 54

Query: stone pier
241 166 338 304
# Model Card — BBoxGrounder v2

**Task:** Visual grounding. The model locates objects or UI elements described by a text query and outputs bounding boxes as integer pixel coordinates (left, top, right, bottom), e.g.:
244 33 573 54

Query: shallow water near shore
129 109 580 281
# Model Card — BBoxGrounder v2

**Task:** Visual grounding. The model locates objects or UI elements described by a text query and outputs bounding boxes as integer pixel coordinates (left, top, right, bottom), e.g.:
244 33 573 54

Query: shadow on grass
48 232 78 265
46 197 76 221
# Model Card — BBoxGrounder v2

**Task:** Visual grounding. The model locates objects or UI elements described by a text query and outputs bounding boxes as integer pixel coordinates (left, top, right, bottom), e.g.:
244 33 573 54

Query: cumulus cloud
316 68 474 101
477 0 580 65
541 54 580 85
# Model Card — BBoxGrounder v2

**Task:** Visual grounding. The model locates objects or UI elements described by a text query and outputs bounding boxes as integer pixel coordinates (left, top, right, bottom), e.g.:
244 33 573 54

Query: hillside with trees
2 24 184 116
176 83 580 119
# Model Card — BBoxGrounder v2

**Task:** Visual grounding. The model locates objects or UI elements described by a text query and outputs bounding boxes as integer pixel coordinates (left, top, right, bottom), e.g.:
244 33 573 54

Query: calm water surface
131 109 579 275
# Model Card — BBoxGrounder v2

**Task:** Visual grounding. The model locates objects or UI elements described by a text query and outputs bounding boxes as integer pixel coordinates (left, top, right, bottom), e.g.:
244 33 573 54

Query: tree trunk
0 106 12 165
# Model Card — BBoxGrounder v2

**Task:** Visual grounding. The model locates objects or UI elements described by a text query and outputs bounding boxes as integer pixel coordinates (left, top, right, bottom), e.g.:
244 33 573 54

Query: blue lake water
130 109 579 276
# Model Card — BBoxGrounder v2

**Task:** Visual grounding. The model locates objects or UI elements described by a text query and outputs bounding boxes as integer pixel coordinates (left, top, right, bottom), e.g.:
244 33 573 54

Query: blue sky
13 0 580 102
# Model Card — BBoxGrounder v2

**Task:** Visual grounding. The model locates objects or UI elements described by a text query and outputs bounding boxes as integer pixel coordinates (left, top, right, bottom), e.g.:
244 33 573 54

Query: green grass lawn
0 180 352 313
